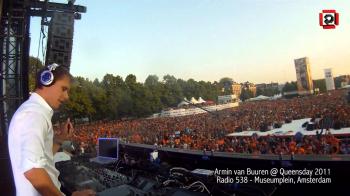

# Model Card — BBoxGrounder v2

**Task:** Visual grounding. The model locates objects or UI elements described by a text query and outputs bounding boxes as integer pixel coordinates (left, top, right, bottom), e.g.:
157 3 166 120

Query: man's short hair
35 65 73 89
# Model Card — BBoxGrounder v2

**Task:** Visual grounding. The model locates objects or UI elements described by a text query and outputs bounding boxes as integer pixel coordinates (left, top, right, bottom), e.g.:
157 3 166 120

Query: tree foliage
219 77 234 95
29 57 44 91
282 81 298 92
48 72 222 121
240 88 254 101
256 87 280 97
27 57 260 121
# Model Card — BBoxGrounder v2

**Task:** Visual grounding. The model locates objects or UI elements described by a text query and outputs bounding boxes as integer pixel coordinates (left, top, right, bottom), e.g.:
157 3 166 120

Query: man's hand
53 118 75 154
72 189 96 196
62 118 74 140
55 118 75 142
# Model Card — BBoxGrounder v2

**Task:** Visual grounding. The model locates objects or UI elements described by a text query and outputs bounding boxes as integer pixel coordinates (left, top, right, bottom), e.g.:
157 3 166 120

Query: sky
29 0 350 84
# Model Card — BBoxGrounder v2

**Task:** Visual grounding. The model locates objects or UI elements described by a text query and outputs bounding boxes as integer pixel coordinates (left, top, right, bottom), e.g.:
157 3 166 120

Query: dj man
8 64 95 196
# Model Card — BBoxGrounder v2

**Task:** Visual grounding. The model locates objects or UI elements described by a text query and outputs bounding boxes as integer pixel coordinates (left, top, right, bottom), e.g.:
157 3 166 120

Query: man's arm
16 113 62 195
24 168 62 196
25 167 96 196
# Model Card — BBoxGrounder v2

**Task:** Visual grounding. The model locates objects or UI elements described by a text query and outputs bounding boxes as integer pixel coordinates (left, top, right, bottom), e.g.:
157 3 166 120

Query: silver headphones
40 63 60 86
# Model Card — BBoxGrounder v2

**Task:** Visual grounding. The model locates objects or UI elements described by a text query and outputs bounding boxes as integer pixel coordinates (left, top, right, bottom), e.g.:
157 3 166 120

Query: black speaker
50 24 74 38
48 37 73 51
46 50 72 68
46 12 74 69
50 12 74 26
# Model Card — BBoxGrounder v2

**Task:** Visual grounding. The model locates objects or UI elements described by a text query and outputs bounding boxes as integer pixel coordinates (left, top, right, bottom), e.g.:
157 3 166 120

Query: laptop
90 138 119 165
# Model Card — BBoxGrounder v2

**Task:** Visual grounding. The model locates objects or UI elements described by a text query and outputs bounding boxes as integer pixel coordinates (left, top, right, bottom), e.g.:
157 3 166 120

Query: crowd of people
56 89 350 155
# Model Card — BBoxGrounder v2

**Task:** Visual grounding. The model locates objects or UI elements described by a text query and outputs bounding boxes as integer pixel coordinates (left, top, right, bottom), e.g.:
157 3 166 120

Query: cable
35 24 42 74
162 179 175 186
171 172 184 177
116 167 123 172
35 16 47 74
184 181 211 195
191 184 204 192
113 159 121 171
268 185 278 196
169 167 190 174
162 179 184 187
41 22 47 63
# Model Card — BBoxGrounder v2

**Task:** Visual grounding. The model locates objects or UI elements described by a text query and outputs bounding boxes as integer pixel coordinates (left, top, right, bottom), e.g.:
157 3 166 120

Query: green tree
162 75 183 107
282 81 297 92
101 74 126 119
61 77 95 120
145 75 159 87
256 87 280 97
125 74 137 88
240 88 254 101
144 75 163 113
29 56 44 91
85 79 108 120
219 77 233 86
219 77 234 95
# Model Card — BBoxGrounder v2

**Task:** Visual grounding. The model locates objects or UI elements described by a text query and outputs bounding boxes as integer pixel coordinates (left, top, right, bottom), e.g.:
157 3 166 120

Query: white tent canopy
341 85 350 89
177 101 190 107
190 97 199 104
197 97 206 103
271 94 282 100
247 95 270 102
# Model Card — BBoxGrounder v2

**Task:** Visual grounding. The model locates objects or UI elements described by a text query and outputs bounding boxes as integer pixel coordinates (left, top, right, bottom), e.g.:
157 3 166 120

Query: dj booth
56 139 350 196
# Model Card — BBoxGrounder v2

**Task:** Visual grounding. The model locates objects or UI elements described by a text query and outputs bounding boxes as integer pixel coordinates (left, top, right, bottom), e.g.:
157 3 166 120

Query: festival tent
341 85 350 89
190 97 199 104
247 95 270 102
177 100 190 107
197 97 206 103
271 94 282 100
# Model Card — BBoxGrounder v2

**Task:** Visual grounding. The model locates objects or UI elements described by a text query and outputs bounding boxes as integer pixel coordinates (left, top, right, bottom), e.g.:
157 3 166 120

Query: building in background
256 82 281 97
231 82 242 98
242 82 257 97
324 68 335 91
256 82 279 90
294 57 313 95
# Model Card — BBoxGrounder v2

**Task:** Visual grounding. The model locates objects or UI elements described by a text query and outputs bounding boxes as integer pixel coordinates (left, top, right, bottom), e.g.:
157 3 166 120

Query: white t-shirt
8 93 63 196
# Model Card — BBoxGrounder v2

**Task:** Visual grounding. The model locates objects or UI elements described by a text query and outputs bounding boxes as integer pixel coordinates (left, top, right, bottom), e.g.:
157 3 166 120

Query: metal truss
0 0 29 137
